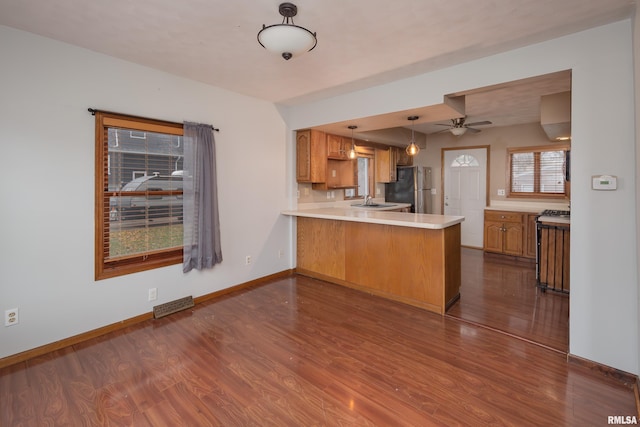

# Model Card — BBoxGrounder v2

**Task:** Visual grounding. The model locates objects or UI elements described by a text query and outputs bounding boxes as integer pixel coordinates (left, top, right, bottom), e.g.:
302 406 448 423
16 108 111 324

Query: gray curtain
183 122 222 272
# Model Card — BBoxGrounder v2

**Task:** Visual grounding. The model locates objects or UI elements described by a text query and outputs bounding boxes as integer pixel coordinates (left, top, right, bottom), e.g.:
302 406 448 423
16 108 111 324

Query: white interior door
443 148 487 248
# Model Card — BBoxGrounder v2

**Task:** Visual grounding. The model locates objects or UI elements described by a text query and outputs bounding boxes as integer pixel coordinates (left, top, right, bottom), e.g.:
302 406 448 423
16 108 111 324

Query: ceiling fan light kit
435 117 492 136
257 2 317 60
449 127 467 136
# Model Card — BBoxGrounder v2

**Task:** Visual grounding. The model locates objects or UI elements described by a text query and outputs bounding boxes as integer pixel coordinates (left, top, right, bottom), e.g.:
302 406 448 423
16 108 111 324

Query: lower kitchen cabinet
483 210 524 256
484 210 539 259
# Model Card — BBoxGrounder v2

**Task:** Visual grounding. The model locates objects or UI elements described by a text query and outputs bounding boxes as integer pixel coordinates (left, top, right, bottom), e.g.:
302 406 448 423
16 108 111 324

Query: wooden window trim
94 111 184 280
506 144 570 199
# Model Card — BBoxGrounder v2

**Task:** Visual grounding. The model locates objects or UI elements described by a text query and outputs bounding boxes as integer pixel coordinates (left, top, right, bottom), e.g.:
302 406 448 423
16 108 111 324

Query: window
507 144 570 198
345 146 375 200
450 154 480 167
95 111 184 280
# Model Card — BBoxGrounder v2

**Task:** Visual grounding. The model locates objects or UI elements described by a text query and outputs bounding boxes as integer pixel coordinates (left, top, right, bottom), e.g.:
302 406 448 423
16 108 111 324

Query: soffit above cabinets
311 70 572 147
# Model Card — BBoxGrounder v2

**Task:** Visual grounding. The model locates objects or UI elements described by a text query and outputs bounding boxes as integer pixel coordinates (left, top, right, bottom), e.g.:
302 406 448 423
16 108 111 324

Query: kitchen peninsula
282 207 464 314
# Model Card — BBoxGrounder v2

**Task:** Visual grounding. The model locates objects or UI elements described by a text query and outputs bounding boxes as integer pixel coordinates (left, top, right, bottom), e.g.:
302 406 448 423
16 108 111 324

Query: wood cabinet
483 210 524 256
326 134 350 160
524 213 538 259
296 216 461 315
296 129 326 183
484 210 540 259
395 147 413 166
297 130 356 189
375 148 397 182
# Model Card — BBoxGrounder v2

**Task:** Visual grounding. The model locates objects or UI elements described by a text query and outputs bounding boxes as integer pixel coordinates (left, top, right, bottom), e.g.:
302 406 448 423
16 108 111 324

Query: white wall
0 26 291 359
283 21 639 375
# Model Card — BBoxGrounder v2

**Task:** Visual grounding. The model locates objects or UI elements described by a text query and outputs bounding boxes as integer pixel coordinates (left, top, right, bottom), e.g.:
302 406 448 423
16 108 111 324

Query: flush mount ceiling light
406 116 420 156
348 125 357 159
257 2 317 60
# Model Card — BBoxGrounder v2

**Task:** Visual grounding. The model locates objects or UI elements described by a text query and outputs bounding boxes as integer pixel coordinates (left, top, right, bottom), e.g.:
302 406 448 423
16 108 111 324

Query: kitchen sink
350 203 397 208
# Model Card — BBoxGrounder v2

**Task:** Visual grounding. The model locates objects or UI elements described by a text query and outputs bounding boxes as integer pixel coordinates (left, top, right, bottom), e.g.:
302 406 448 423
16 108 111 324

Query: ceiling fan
436 117 492 136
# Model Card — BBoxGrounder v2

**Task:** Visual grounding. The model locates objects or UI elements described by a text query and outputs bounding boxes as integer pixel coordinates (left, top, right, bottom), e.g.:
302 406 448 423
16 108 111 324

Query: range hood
540 91 571 141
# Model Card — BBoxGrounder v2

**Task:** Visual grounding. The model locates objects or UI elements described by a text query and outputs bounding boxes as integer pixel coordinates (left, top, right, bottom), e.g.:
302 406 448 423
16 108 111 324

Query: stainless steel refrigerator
385 166 432 213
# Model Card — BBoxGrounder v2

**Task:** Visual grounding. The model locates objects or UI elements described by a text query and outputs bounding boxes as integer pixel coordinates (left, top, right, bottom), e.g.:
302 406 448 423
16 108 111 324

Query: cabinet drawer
484 210 523 223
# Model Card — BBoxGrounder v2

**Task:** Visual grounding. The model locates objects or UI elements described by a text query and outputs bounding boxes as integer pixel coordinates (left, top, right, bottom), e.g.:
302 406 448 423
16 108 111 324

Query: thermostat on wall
592 175 617 190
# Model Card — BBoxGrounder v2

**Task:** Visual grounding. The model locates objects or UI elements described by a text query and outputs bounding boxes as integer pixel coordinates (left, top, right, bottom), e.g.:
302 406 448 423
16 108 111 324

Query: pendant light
257 2 317 61
348 125 357 159
406 116 420 156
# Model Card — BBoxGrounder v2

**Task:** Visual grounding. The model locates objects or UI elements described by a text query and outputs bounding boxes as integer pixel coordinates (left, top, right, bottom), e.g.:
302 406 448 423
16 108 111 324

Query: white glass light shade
450 127 467 136
258 24 317 60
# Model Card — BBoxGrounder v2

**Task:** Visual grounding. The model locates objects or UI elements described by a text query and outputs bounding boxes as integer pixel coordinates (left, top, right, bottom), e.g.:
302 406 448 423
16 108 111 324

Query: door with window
443 147 488 248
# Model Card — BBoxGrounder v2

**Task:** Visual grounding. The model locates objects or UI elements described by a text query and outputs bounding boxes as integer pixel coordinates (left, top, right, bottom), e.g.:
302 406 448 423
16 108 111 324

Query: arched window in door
450 154 480 167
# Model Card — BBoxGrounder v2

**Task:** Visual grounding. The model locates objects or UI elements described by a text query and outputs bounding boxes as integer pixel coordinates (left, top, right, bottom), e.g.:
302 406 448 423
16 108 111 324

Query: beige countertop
281 207 464 230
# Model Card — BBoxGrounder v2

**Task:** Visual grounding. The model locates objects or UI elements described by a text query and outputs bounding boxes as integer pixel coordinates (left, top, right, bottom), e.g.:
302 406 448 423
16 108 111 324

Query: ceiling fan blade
467 127 482 133
434 123 453 127
465 120 492 127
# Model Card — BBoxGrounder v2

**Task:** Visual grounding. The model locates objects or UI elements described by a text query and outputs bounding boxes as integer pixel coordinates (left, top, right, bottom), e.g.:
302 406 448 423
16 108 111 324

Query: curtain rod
88 108 220 131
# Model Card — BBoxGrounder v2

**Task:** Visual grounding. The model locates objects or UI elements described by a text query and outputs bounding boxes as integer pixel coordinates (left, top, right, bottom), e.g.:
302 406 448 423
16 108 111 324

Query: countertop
281 207 464 230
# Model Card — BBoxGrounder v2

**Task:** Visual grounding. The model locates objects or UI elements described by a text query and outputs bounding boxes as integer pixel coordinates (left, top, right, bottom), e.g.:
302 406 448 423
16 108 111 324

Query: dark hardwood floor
1 270 635 425
447 248 569 352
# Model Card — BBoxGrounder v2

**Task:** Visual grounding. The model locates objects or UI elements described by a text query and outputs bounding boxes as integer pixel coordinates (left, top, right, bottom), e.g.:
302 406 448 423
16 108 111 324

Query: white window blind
508 145 569 197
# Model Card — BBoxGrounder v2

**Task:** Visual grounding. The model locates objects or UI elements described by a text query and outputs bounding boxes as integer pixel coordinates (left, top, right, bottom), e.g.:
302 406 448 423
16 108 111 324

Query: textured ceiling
0 0 632 136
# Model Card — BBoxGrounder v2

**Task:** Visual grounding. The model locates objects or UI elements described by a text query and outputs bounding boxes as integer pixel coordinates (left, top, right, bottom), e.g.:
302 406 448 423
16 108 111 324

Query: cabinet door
524 213 538 258
375 148 397 183
483 221 504 253
389 149 397 181
327 134 348 159
503 222 523 256
296 130 311 182
396 148 413 166
296 130 327 183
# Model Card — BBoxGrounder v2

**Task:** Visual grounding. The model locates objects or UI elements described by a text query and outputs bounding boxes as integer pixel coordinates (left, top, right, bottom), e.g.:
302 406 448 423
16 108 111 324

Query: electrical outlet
497 189 506 196
278 249 284 259
5 308 18 327
246 255 252 265
148 288 157 302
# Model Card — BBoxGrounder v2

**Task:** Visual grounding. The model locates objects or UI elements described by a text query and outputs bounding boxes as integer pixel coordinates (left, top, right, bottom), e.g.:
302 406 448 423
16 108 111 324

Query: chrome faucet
364 195 373 205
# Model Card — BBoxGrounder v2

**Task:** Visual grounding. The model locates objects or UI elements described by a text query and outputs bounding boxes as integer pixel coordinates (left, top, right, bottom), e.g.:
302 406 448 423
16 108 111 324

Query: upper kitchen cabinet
296 129 327 183
326 134 350 160
296 130 356 189
375 147 413 182
395 147 413 166
375 147 397 183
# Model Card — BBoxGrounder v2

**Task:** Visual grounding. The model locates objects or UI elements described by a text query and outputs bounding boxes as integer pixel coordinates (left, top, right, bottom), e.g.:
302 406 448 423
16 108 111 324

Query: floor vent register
153 296 194 319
